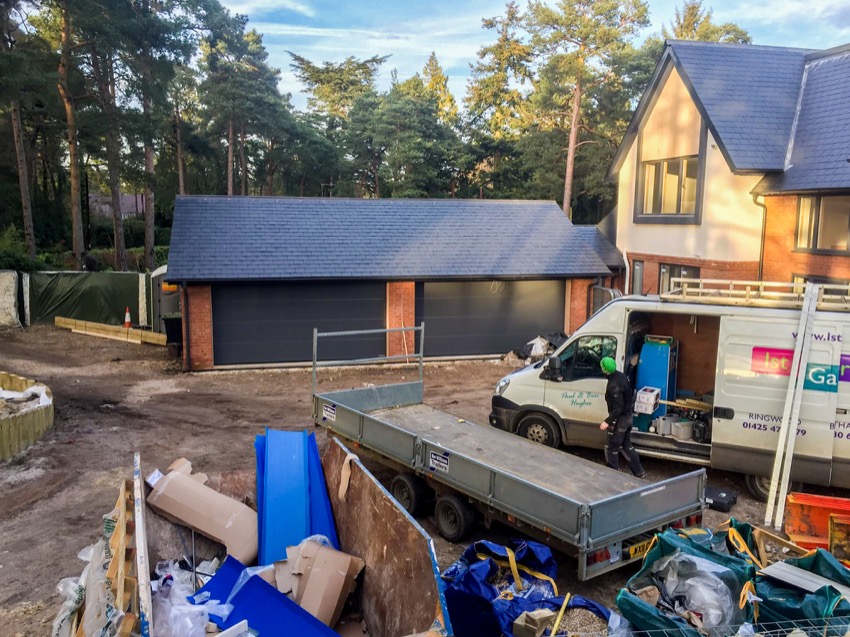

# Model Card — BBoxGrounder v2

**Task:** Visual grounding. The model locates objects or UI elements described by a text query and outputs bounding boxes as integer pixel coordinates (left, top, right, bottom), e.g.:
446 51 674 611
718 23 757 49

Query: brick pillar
181 284 213 371
568 278 594 333
386 281 415 358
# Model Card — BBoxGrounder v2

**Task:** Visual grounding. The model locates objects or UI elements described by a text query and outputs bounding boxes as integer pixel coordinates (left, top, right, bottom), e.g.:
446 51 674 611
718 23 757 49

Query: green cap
600 357 617 374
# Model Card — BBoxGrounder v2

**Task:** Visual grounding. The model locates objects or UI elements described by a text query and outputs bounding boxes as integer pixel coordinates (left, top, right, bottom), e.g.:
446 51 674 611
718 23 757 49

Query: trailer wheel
744 474 804 502
391 473 428 516
435 494 475 543
518 413 561 448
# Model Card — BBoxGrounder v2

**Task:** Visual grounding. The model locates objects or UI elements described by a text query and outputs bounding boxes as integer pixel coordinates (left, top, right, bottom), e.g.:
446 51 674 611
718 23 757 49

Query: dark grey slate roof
575 226 623 270
755 50 850 193
669 41 810 172
167 197 612 282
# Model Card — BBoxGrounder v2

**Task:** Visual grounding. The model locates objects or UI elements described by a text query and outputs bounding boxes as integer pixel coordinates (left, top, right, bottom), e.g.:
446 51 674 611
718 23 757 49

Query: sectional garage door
417 280 566 357
211 282 386 365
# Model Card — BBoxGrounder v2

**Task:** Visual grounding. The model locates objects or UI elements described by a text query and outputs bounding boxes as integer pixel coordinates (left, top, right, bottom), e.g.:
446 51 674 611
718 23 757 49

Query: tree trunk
240 122 247 196
11 99 36 260
227 116 234 195
299 176 304 197
142 63 155 271
562 79 582 219
58 4 84 268
175 103 185 195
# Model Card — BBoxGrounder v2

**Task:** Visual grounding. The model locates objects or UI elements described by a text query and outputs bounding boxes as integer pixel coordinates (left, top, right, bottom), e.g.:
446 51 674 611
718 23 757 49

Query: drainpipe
623 250 630 295
753 195 768 281
182 282 191 371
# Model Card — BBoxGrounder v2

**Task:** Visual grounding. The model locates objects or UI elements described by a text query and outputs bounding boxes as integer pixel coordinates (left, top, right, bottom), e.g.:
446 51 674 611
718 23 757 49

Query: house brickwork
625 253 758 295
182 285 213 371
386 281 416 358
763 195 850 283
568 278 595 332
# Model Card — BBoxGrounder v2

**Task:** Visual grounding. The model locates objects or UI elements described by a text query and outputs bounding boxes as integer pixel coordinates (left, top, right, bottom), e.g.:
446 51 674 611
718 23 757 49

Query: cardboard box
146 457 258 564
635 387 660 404
634 401 657 415
275 540 365 627
513 608 556 637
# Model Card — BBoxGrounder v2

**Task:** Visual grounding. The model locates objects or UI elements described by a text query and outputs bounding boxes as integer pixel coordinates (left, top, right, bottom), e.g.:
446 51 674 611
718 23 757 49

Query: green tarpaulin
29 272 146 326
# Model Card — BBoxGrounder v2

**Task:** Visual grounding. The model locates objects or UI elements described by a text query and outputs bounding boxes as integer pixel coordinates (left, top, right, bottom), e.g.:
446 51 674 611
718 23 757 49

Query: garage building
167 196 619 370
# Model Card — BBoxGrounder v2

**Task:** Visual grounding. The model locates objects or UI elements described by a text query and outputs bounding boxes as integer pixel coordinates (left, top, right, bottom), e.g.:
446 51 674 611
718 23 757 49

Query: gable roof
575 226 624 270
754 49 850 194
166 196 612 283
609 40 811 177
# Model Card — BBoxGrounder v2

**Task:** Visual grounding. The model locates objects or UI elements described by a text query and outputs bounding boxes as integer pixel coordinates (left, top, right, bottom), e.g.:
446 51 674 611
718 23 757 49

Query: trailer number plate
322 404 336 422
429 450 451 473
628 539 653 560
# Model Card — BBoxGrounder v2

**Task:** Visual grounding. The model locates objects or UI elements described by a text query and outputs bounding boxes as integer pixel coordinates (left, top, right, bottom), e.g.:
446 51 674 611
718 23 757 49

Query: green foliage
663 1 751 44
0 225 38 271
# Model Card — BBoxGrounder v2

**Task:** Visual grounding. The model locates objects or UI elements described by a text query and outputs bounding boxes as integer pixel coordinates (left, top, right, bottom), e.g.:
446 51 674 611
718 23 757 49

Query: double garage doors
211 280 566 365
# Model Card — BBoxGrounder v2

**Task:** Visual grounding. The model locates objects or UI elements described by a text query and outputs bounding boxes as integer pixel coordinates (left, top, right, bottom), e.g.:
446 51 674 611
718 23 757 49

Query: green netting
29 272 145 325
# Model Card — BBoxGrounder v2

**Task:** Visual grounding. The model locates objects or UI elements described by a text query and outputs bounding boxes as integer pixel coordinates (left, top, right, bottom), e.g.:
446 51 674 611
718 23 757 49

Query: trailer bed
314 380 705 579
370 403 644 502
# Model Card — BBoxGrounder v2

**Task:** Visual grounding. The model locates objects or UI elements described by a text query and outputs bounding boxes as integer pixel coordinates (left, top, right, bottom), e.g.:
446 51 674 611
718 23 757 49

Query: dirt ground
0 326 768 636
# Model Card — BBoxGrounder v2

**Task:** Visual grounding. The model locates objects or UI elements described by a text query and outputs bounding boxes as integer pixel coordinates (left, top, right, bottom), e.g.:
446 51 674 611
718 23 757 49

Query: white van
489 280 850 500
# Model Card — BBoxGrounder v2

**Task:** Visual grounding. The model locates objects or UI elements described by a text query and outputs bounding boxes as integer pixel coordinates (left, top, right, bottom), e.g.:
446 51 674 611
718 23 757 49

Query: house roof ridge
804 42 850 62
666 39 814 54
173 194 558 205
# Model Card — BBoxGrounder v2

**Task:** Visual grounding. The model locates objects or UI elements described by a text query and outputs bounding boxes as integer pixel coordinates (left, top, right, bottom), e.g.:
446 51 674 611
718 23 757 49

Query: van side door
543 334 617 446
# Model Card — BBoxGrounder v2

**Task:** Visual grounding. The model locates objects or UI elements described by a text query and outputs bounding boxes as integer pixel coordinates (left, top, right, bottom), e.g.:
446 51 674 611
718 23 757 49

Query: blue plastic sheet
192 556 338 635
442 539 611 637
307 432 339 550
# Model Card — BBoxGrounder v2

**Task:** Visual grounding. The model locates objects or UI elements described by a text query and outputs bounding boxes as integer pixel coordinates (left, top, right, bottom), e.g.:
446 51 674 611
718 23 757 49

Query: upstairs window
796 196 850 252
642 156 699 215
659 264 700 294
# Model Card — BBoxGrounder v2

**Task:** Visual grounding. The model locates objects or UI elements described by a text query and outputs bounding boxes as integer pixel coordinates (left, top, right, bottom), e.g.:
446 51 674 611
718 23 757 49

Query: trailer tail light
670 518 685 529
587 547 611 565
687 513 703 527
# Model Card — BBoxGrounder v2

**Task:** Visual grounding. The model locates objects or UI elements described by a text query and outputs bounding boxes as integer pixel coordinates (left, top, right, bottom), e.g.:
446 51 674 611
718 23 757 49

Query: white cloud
220 0 315 18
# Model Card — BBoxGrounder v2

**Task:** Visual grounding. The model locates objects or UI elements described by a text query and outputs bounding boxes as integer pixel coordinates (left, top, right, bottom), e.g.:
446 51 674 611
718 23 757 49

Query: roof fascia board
166 272 614 284
606 48 676 182
804 43 850 62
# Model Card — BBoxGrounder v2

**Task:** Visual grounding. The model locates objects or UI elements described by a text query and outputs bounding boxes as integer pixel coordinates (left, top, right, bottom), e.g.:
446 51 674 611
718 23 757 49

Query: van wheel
435 494 475 543
390 473 428 516
518 413 562 448
744 474 804 502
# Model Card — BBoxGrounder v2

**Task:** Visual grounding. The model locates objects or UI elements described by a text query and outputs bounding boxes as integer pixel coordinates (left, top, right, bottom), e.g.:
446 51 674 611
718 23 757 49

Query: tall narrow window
631 260 644 295
796 197 816 249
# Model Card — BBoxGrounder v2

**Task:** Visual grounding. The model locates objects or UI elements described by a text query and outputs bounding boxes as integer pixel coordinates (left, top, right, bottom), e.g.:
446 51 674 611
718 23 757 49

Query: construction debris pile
48 427 850 637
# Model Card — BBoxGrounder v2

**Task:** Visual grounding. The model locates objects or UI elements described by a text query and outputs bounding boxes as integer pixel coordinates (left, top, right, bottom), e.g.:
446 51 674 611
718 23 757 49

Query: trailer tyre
435 494 475 543
744 474 804 502
391 473 429 516
518 413 562 448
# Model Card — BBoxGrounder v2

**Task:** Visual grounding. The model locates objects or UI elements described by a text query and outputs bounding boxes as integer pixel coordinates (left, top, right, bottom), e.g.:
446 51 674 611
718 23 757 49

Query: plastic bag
651 550 744 636
153 560 232 637
51 577 86 637
80 539 124 637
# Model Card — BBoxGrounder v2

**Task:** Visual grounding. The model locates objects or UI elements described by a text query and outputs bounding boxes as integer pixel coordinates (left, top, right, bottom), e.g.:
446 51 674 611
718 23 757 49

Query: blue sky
220 0 850 110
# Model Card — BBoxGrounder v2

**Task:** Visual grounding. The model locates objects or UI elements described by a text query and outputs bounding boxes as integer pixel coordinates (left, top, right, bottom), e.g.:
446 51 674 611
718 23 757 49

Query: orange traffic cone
124 307 132 328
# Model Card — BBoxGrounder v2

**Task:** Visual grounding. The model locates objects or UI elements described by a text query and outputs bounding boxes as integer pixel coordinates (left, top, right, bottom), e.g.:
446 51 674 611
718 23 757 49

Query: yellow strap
551 593 572 637
739 581 759 622
475 552 559 597
728 528 764 569
827 594 846 617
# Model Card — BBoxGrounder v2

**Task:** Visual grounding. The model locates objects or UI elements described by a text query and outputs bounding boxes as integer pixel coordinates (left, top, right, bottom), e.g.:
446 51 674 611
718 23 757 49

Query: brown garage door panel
419 280 565 356
212 281 386 365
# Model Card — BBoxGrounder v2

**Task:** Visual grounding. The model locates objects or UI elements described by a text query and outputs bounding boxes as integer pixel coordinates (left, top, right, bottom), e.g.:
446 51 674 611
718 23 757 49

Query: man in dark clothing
599 356 646 478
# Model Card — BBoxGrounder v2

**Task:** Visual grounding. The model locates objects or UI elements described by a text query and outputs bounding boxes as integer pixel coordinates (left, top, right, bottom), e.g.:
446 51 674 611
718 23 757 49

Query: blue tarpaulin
192 556 338 635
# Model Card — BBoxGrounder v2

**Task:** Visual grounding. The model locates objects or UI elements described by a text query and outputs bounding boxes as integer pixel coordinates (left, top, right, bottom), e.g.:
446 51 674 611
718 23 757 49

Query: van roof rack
660 278 850 311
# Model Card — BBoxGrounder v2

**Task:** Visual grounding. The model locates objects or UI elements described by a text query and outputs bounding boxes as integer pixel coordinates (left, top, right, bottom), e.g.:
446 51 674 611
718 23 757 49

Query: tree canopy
0 0 753 271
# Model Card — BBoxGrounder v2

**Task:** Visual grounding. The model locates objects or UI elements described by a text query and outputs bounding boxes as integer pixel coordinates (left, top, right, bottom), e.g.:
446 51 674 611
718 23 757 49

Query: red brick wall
568 278 594 332
181 284 213 371
626 253 758 294
763 195 850 283
386 281 415 358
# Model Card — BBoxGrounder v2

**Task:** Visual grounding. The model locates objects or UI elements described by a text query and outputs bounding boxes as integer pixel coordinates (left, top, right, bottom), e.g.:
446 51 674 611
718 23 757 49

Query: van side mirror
548 356 562 374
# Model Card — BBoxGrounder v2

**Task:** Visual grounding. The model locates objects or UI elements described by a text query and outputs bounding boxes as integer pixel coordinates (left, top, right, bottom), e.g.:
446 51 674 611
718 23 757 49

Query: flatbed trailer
311 327 706 580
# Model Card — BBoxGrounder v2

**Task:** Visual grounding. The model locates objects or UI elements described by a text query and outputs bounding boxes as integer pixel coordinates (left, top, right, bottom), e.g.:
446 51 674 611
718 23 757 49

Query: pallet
55 316 167 346
70 471 150 636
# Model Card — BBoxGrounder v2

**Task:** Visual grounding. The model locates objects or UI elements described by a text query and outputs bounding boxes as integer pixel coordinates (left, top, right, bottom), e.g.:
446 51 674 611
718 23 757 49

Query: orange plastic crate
784 492 850 550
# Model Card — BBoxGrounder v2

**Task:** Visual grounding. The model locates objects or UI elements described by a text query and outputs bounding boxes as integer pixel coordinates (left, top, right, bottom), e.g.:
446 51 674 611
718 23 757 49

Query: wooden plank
71 329 143 345
58 315 165 347
133 452 154 637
